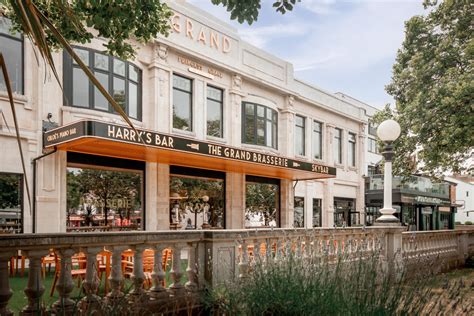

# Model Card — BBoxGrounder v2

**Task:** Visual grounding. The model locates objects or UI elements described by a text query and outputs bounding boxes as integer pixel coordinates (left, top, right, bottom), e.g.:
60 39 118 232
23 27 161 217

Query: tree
377 0 474 178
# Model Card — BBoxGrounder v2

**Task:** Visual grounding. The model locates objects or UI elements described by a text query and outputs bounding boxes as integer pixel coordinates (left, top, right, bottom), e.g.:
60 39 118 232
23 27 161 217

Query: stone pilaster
225 172 245 229
150 43 171 133
146 162 158 231
279 95 296 157
324 125 336 227
358 123 367 225
280 179 293 228
229 74 245 146
156 163 170 230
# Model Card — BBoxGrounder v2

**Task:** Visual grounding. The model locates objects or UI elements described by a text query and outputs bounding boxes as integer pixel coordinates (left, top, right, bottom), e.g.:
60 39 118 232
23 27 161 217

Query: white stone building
0 2 377 233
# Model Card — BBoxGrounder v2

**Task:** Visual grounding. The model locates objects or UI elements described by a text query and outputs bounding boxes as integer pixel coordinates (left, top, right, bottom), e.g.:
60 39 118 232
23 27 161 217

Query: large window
295 115 305 156
169 166 225 229
294 196 304 228
0 173 23 234
313 121 323 160
348 132 356 167
245 176 279 228
66 153 144 231
312 198 322 227
63 47 142 120
207 85 223 138
243 102 278 149
0 17 23 94
368 137 378 153
173 74 193 131
334 128 342 164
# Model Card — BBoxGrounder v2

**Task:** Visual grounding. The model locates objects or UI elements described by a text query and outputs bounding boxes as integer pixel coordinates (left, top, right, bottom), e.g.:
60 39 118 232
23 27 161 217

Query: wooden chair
9 251 25 277
97 250 111 293
42 250 56 278
49 252 87 297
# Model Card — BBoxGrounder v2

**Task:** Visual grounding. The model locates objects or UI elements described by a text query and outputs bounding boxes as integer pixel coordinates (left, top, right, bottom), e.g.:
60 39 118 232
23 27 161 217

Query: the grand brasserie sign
44 121 336 176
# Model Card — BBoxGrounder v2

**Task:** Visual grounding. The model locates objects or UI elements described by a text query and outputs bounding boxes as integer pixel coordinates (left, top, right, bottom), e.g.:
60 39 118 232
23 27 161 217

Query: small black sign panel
44 120 337 176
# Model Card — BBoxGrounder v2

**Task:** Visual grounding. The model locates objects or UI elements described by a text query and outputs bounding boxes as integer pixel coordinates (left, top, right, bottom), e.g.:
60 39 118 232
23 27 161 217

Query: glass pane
66 167 143 231
128 82 138 119
272 110 278 122
94 53 108 71
245 181 279 228
295 126 304 155
245 103 254 115
257 105 265 118
0 17 20 38
313 121 321 132
294 197 304 228
169 175 225 229
334 138 341 164
173 89 192 130
313 130 321 159
113 77 126 110
207 99 222 137
0 37 22 93
114 58 126 76
312 199 321 227
296 115 304 127
256 117 265 145
266 120 273 146
129 65 138 81
0 173 23 234
173 75 192 92
207 86 222 101
72 68 89 107
73 48 89 66
244 111 255 143
272 123 277 148
94 72 109 110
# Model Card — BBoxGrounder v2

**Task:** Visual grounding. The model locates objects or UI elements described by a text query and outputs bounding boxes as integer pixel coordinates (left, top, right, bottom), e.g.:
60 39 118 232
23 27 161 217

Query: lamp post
375 119 401 225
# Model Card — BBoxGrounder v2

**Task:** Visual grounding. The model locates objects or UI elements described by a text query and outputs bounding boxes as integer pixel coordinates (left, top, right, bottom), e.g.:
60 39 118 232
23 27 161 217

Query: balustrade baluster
0 252 15 316
238 239 249 279
253 239 261 262
185 243 198 291
51 248 76 314
170 243 184 295
106 246 127 302
77 247 102 314
295 236 302 258
21 250 48 316
126 245 148 306
275 239 282 261
150 245 168 299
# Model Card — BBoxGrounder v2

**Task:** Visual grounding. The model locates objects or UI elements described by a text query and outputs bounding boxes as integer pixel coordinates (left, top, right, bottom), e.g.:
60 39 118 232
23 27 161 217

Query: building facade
0 2 373 233
445 175 474 224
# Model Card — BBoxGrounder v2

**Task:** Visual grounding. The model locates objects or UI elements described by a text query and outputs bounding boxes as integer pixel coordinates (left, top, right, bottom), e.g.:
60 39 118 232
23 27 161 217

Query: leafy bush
464 221 473 225
455 221 461 225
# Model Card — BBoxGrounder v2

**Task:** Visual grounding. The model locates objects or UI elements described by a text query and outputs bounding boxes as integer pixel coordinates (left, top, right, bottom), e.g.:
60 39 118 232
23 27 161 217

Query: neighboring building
445 175 474 224
1 2 376 233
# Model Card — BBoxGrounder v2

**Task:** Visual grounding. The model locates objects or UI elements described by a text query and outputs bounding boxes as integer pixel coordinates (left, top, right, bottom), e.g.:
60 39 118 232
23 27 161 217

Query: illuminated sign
44 121 336 176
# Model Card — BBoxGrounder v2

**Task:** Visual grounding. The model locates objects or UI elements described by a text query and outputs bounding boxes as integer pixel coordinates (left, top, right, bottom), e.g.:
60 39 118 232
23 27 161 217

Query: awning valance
43 120 336 180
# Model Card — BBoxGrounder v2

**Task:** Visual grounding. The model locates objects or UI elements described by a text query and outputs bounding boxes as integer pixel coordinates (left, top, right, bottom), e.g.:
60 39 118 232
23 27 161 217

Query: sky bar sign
44 120 336 176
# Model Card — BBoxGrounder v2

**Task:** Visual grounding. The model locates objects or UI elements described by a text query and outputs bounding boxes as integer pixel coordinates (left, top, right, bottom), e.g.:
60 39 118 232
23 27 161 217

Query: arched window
242 102 278 149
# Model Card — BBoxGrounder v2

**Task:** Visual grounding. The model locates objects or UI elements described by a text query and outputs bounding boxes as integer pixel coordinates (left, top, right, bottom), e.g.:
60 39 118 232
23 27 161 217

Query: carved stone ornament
287 95 295 109
232 74 242 90
154 44 168 62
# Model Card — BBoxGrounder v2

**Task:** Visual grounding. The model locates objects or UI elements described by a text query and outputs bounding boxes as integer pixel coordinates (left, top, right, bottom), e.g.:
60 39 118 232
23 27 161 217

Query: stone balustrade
0 227 473 315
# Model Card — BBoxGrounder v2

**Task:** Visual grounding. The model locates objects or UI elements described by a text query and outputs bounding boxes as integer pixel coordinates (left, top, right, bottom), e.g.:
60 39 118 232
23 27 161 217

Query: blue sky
188 0 426 108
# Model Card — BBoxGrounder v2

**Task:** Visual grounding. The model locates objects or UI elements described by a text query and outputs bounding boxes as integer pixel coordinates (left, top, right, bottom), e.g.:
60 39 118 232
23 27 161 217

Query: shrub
464 221 473 225
455 221 461 225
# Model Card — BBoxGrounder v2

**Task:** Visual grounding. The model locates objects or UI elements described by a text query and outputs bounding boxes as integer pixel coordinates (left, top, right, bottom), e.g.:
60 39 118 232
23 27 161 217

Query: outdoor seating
49 252 87 297
9 251 25 277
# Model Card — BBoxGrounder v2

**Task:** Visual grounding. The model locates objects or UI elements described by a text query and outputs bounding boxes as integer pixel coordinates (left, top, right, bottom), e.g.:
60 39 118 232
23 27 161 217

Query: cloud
238 22 312 48
299 0 337 15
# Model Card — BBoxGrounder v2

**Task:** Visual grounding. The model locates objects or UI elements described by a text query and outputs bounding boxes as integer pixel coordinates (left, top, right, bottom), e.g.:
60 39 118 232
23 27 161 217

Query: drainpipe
32 147 57 233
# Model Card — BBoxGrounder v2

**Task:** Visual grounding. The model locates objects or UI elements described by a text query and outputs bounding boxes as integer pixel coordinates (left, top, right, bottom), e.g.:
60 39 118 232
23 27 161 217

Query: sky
187 0 426 109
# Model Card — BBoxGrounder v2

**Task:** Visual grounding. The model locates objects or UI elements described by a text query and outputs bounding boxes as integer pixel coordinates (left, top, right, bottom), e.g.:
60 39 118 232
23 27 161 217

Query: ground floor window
312 198 322 227
169 166 225 229
0 173 23 233
245 176 280 228
365 206 380 226
66 153 144 231
401 205 416 229
334 198 358 227
294 197 304 228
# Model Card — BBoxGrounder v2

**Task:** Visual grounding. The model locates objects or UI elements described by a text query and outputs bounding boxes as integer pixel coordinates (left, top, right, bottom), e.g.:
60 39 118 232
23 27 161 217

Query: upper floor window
368 137 378 153
173 74 192 131
207 85 223 138
334 128 342 164
295 115 305 156
368 120 378 136
63 47 142 120
348 132 356 166
313 121 323 160
0 17 23 94
242 102 278 149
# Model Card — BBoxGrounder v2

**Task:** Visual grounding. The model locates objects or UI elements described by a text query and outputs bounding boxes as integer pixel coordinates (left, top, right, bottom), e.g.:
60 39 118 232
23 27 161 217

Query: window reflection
245 177 279 228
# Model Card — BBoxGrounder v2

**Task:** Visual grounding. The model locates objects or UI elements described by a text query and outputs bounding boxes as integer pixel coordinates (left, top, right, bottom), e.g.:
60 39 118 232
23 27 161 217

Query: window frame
0 17 24 95
0 172 24 234
242 102 278 149
172 73 194 132
334 128 343 164
368 137 378 154
206 85 224 138
295 115 306 156
348 132 356 167
312 198 322 227
313 120 323 160
63 47 143 120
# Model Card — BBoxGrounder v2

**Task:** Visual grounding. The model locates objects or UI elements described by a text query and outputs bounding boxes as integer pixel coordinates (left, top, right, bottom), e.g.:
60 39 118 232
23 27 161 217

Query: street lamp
375 119 401 225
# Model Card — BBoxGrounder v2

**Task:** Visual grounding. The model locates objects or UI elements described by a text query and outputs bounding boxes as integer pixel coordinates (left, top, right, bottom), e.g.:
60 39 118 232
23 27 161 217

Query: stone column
156 163 170 230
357 124 367 225
324 125 336 227
280 179 294 228
228 74 245 146
0 252 15 316
150 43 171 134
146 162 158 231
225 172 245 229
280 95 296 157
51 248 76 314
21 250 48 315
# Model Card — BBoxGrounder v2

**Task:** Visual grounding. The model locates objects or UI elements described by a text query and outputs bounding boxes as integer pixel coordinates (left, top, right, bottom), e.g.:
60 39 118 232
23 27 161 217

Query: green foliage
0 173 21 209
2 0 172 60
465 221 473 225
211 0 299 24
383 0 474 177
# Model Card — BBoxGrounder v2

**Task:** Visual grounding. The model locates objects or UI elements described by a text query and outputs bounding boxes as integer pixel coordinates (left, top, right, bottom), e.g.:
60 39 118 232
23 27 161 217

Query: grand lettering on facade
171 13 232 54
44 121 336 176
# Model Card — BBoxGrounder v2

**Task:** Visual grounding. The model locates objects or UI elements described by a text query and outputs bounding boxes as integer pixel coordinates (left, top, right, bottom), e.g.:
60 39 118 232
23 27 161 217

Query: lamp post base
374 208 400 226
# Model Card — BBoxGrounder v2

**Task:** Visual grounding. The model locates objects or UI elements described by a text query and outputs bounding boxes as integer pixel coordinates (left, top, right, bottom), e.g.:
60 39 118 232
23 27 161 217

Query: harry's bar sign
44 120 336 176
